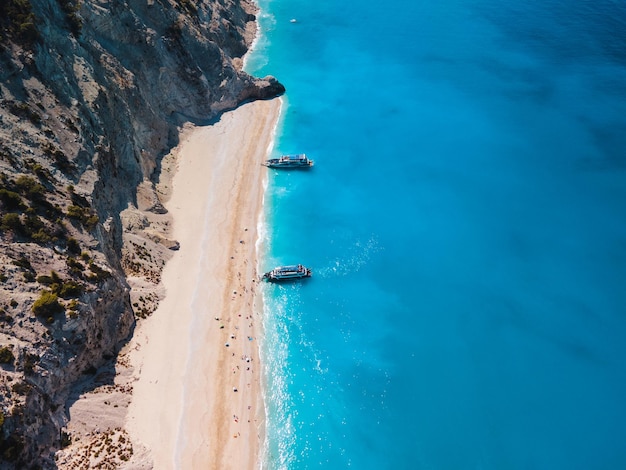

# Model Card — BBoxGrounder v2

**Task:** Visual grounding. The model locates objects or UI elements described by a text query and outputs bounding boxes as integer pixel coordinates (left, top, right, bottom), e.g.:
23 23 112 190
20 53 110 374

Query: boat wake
316 236 382 278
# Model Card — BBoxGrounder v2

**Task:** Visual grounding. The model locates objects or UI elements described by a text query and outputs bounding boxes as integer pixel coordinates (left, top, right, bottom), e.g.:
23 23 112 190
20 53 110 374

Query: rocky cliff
0 0 283 466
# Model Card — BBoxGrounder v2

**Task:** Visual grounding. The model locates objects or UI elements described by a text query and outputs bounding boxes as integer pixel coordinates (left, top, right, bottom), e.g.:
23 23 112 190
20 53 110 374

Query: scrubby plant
37 270 61 286
14 175 45 200
0 213 22 233
58 280 83 298
66 204 98 229
0 188 24 210
0 0 39 46
66 237 80 254
11 381 31 395
38 271 83 298
66 257 84 276
0 346 15 365
31 228 53 243
32 290 64 317
87 262 111 283
12 255 32 270
23 353 38 374
57 0 82 35
22 211 44 233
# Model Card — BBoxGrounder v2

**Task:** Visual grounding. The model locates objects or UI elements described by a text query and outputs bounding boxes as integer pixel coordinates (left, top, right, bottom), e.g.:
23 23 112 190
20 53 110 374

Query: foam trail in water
316 235 382 278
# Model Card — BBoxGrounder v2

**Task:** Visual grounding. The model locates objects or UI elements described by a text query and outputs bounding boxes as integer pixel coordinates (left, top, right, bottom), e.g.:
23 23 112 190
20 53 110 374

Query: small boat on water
263 264 312 282
262 154 314 169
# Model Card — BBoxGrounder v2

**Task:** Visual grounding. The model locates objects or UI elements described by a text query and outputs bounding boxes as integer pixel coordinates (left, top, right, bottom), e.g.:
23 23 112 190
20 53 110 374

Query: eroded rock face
0 0 283 465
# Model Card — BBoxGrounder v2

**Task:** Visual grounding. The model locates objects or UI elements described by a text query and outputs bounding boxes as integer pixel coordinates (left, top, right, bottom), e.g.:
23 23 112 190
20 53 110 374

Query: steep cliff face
0 0 283 466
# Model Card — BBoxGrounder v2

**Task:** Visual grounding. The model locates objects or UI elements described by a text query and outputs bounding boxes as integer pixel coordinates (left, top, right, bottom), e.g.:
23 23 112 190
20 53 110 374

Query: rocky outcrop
0 0 283 466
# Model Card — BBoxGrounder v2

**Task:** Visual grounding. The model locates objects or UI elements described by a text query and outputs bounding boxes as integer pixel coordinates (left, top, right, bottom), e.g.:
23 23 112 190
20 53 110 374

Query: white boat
262 154 314 169
263 264 312 282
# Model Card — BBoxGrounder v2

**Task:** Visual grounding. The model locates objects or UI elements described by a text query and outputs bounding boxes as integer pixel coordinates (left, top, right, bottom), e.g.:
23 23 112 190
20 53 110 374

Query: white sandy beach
125 98 281 469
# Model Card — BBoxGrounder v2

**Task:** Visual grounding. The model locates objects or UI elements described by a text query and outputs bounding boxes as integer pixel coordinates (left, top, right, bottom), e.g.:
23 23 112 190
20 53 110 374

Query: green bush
66 205 98 229
88 262 111 283
31 228 53 243
66 257 84 276
22 212 43 232
32 290 64 317
0 0 40 47
11 256 32 271
36 274 53 285
67 202 99 230
66 237 80 254
58 281 83 298
84 214 99 229
23 353 38 374
58 0 82 36
0 213 22 232
0 346 14 364
0 189 24 210
11 381 30 395
37 271 61 287
66 204 84 219
15 175 45 200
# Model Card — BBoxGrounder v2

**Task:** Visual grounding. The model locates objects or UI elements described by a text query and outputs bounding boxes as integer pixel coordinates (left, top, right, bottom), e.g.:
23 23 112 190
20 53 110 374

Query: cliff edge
0 0 283 466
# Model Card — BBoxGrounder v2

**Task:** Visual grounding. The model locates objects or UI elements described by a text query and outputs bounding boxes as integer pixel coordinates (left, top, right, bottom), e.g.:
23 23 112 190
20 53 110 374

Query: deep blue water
246 1 626 468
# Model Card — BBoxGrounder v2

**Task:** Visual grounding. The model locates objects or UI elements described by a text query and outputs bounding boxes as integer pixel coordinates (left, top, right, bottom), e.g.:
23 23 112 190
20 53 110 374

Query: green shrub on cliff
87 262 111 283
58 280 83 298
14 175 45 200
0 0 39 46
0 347 14 365
32 290 64 317
0 213 22 233
66 237 80 254
37 272 83 298
0 189 24 211
66 257 84 276
58 0 82 36
43 144 75 173
66 205 99 230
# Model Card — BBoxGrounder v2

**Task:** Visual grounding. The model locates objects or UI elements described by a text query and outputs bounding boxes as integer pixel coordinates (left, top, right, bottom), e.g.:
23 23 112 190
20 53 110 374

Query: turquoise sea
246 1 626 468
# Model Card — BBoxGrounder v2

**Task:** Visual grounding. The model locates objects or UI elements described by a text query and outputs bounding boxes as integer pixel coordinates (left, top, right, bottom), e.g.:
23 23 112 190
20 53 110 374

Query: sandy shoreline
124 98 281 468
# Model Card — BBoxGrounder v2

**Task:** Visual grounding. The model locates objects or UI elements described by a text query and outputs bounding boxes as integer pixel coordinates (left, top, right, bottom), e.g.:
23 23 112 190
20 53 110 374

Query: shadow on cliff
150 82 285 188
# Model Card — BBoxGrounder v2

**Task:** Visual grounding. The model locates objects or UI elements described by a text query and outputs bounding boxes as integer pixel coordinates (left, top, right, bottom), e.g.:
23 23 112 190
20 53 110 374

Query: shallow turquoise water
247 1 626 468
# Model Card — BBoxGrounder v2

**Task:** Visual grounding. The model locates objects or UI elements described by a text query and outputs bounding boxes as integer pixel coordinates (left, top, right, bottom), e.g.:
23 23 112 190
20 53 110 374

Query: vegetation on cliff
0 0 39 47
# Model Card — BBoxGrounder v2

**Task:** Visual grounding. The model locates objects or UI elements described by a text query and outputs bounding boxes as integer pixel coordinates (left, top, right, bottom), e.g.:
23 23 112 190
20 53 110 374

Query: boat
262 154 314 169
263 264 312 282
